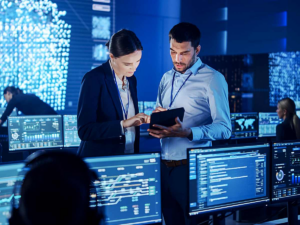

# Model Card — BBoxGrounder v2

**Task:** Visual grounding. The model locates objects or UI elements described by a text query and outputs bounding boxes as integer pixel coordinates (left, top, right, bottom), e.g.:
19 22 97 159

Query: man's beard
173 51 197 73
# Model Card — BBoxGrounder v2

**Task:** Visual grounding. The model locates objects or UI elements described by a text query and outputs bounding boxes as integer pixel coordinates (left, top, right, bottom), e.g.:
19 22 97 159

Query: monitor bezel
230 112 259 140
84 152 162 225
8 115 64 152
271 140 300 203
187 142 271 216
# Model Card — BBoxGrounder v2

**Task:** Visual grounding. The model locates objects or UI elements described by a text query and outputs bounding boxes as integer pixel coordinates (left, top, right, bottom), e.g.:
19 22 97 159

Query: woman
77 29 149 157
276 97 300 141
0 86 57 126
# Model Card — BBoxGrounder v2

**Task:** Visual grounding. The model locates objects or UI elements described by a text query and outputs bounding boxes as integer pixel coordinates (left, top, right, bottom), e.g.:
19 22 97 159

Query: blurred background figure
276 97 300 141
0 86 57 126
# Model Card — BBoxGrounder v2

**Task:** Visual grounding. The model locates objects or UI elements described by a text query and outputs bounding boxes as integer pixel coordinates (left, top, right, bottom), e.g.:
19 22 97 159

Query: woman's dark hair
278 97 300 139
169 22 201 49
105 29 143 58
3 86 23 96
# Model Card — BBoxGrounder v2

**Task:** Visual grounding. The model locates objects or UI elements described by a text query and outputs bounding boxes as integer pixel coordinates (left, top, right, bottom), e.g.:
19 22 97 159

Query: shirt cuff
190 127 204 141
120 120 125 135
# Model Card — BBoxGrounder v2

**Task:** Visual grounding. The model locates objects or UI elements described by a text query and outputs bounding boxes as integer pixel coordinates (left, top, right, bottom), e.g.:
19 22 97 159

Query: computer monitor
138 101 144 114
188 143 270 215
63 115 81 147
0 162 24 224
143 102 156 116
0 108 17 127
259 113 283 137
272 141 300 202
85 153 162 225
230 112 258 139
8 115 63 151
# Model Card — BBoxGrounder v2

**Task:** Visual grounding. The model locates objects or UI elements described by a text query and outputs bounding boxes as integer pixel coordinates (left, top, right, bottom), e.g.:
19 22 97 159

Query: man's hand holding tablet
147 107 192 139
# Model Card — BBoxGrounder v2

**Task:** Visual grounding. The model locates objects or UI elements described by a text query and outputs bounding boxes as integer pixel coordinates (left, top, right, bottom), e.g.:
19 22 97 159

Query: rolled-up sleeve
191 73 232 141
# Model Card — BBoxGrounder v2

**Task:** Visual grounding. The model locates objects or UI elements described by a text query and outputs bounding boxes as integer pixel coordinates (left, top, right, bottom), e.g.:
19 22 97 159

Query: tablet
149 107 185 130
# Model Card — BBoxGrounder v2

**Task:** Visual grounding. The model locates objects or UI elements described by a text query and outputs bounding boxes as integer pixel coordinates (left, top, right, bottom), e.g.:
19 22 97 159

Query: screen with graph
0 162 24 225
259 112 283 137
272 141 300 202
85 153 162 225
63 115 80 147
230 112 258 139
8 115 63 151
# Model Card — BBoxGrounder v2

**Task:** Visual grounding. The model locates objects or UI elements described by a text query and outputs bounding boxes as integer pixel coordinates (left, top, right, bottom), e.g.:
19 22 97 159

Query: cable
198 218 211 225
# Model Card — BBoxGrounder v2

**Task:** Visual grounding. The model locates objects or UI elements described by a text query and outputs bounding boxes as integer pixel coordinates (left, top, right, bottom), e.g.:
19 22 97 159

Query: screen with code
188 144 270 215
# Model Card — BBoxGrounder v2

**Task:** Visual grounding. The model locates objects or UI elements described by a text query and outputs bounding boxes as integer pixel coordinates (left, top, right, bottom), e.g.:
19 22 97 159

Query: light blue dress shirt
156 57 232 160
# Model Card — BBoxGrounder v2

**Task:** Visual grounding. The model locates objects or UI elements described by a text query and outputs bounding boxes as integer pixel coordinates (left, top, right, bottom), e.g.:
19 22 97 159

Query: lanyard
168 72 193 109
112 70 129 120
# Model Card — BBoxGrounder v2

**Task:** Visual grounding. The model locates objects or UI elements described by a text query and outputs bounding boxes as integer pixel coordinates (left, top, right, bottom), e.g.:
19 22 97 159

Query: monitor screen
259 113 283 137
143 102 156 116
272 141 300 202
63 115 81 147
8 115 63 151
0 108 17 127
230 112 258 139
0 162 24 225
138 101 144 114
188 144 270 215
85 153 162 225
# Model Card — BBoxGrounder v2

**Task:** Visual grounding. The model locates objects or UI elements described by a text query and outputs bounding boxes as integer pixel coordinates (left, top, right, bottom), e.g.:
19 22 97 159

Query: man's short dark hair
169 22 201 49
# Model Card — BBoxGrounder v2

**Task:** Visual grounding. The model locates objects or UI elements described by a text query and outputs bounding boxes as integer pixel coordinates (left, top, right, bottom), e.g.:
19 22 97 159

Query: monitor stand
254 201 299 225
287 201 298 225
212 214 225 225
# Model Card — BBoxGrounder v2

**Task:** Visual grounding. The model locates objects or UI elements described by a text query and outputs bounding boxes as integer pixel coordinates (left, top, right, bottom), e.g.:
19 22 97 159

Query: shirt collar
172 57 202 76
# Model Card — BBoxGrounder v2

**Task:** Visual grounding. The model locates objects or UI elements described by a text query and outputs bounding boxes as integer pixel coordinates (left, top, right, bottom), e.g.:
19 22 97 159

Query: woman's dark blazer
77 60 140 157
276 117 297 141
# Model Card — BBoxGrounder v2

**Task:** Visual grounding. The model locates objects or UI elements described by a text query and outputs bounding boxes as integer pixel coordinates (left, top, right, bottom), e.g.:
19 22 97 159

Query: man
148 22 231 225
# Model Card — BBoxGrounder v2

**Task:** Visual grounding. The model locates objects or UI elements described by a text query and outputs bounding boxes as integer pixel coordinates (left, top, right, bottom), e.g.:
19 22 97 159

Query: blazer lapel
102 61 124 120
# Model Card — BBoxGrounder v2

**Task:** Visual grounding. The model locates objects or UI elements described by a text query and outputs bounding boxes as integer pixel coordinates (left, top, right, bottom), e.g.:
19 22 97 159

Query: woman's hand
153 106 167 113
123 113 150 128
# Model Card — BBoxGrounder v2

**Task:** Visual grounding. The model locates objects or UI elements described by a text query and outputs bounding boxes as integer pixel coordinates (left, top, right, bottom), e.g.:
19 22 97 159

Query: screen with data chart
230 112 259 139
259 113 283 137
85 153 162 225
0 162 24 225
188 144 270 215
0 108 17 127
8 115 63 151
272 141 300 202
63 115 80 147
